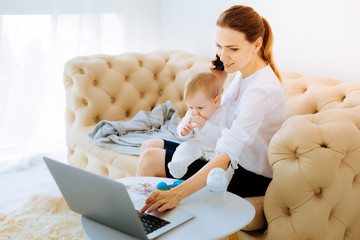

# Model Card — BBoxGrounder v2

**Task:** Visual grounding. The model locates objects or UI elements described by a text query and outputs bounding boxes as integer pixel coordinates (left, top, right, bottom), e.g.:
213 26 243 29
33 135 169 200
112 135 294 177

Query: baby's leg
168 141 202 178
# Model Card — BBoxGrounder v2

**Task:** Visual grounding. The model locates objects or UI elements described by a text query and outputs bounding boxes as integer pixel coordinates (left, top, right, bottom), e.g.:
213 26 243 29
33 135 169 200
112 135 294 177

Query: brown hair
217 5 282 83
184 72 220 101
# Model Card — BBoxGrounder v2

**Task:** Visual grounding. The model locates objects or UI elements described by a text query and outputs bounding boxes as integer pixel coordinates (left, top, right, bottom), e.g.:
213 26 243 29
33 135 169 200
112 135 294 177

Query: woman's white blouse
215 65 285 178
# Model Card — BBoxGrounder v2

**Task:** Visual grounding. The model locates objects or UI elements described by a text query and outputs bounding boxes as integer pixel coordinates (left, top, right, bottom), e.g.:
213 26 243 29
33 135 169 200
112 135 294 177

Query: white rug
0 194 87 240
0 154 243 240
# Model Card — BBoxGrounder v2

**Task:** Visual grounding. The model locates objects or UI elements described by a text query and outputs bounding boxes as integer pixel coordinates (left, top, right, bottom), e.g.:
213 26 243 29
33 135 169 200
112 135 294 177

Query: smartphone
213 54 224 71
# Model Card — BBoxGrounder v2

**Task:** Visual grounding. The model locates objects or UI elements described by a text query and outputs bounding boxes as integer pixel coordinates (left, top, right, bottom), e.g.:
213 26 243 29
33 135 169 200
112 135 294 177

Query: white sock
168 162 187 179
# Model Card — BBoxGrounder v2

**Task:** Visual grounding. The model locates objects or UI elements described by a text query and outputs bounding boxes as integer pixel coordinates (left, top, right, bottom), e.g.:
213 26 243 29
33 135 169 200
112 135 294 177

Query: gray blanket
88 101 183 155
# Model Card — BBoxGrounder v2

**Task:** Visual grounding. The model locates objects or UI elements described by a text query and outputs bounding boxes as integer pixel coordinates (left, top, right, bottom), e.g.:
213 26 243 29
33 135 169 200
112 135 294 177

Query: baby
168 72 230 178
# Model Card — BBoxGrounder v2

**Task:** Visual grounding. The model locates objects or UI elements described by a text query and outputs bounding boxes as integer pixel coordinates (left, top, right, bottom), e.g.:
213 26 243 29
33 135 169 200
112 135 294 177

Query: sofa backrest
64 50 360 130
281 70 360 119
63 51 211 128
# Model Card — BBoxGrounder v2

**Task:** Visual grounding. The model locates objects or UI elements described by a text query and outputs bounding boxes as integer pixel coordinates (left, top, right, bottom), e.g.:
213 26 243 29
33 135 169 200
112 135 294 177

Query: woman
137 5 285 213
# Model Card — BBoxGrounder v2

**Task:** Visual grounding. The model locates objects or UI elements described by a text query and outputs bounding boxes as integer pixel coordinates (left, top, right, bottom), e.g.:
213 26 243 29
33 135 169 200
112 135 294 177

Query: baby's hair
184 72 220 101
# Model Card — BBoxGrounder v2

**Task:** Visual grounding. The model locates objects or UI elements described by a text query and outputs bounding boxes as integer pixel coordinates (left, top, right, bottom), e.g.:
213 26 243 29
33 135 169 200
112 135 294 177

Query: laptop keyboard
136 211 171 234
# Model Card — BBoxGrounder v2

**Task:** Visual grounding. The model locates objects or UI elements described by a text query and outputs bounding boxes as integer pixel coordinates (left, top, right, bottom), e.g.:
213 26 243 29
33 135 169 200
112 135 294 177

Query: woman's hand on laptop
140 189 182 213
140 154 231 214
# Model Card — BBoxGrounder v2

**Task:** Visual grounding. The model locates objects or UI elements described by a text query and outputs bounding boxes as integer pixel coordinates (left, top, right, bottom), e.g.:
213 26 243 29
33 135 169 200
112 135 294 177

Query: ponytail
261 17 282 83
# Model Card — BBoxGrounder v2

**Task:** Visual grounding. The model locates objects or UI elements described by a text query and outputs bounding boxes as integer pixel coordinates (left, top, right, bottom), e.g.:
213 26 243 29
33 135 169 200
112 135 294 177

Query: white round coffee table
82 176 255 240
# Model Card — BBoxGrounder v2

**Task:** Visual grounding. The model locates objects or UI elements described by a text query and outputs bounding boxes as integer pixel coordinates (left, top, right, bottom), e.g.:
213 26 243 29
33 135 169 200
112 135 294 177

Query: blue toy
156 180 184 191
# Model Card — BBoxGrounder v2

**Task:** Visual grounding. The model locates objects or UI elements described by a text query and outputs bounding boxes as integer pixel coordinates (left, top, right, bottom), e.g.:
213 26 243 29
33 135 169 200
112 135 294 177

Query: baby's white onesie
168 107 230 178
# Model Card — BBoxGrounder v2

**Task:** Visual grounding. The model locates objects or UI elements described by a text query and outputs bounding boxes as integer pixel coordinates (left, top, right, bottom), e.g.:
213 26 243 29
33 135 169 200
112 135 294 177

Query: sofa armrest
264 108 360 239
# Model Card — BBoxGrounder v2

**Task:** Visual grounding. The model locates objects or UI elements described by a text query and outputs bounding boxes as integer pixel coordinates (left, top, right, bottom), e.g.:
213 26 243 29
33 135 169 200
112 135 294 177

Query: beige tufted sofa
64 50 360 240
64 51 211 178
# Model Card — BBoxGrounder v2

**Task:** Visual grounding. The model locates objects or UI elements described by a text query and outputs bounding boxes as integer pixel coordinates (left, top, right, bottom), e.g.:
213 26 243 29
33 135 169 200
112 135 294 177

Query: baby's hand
190 114 207 130
180 120 194 136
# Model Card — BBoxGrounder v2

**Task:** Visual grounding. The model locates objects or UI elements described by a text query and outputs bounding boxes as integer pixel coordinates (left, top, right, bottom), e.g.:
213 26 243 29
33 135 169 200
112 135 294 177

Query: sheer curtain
0 0 160 170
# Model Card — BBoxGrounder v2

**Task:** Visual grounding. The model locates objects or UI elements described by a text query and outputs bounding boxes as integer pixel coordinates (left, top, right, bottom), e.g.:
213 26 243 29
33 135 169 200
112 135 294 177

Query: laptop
43 157 194 240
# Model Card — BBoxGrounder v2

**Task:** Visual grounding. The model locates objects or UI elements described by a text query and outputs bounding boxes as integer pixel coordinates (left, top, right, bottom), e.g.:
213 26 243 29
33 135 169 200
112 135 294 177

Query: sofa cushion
67 126 139 178
281 71 360 119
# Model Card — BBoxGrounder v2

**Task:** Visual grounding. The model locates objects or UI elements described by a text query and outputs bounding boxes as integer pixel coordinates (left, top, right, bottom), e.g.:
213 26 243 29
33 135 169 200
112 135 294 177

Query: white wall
160 0 360 82
2 0 359 81
0 0 162 53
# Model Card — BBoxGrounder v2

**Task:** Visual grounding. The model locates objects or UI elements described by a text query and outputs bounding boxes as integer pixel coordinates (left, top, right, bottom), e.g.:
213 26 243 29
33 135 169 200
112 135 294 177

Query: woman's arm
140 152 231 213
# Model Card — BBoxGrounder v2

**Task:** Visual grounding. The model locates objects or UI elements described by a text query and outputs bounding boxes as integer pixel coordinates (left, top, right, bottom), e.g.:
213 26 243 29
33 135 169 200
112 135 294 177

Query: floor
0 151 66 213
0 151 260 240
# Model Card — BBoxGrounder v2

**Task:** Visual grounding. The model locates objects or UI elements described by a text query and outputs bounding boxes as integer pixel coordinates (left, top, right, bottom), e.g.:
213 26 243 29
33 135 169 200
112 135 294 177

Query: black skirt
163 139 272 198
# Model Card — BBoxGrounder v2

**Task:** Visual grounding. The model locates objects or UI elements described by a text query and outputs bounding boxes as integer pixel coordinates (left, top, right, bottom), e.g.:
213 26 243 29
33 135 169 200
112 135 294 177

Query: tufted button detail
110 97 115 103
125 76 129 82
320 143 328 148
288 208 292 215
354 174 360 184
69 148 75 155
94 116 99 123
294 147 299 159
82 156 88 166
68 111 75 123
92 79 97 86
80 69 85 74
138 60 143 67
107 62 112 68
139 92 144 98
159 90 163 96
315 188 322 194
102 166 109 176
83 99 88 105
